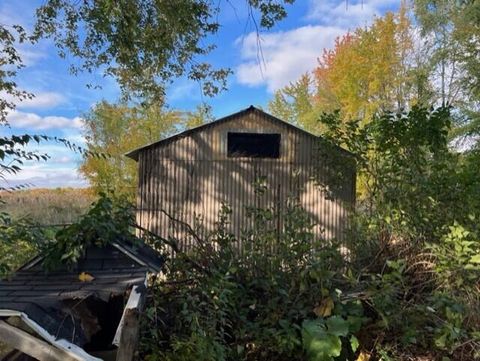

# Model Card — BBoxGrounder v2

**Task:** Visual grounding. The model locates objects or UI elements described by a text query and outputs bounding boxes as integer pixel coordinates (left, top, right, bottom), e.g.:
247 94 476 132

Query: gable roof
20 239 164 274
125 105 353 161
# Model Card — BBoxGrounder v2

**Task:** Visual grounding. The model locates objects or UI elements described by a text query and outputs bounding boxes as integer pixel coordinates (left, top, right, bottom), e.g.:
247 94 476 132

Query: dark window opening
227 132 281 158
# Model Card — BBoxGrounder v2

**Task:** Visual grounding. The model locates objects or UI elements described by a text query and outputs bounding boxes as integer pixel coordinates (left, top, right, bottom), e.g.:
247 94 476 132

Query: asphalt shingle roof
0 242 163 347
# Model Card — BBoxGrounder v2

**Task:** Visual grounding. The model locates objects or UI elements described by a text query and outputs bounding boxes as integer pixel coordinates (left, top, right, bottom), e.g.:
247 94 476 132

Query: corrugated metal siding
136 110 354 249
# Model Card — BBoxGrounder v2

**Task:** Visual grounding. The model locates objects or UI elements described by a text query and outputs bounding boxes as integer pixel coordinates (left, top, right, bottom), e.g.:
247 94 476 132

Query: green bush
139 200 366 361
138 106 480 360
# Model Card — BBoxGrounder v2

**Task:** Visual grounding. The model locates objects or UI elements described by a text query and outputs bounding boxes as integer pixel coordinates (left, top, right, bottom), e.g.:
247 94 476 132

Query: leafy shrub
41 193 137 270
138 106 480 361
0 211 44 277
139 199 368 361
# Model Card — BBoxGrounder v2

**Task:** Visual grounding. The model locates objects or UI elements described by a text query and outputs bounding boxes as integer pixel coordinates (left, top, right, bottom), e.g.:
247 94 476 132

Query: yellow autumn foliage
80 102 212 200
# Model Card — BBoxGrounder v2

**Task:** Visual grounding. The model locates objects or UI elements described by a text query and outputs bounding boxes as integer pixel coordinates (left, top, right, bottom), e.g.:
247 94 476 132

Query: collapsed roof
0 241 164 361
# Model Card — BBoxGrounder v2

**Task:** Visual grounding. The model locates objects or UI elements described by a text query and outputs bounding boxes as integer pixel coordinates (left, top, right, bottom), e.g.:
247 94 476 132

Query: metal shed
127 106 355 249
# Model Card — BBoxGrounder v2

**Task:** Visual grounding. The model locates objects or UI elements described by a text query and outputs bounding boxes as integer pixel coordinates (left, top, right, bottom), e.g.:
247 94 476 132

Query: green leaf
469 254 480 264
350 335 359 352
302 319 325 339
302 320 342 361
326 316 349 337
346 316 363 333
309 335 342 360
435 333 447 349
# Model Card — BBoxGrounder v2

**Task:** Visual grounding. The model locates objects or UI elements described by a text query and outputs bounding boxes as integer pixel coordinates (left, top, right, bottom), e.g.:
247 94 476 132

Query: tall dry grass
0 188 96 225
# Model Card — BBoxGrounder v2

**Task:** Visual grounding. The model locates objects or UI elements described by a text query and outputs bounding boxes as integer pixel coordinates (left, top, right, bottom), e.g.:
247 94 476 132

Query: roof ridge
125 105 257 160
18 240 163 273
124 105 352 161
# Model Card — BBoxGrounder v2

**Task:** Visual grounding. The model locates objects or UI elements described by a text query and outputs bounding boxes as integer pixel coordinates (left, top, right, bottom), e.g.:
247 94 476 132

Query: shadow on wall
136 111 355 251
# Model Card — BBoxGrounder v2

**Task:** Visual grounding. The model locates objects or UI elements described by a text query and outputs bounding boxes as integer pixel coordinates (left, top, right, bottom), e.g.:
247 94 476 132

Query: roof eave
125 149 139 161
124 105 355 160
18 242 163 274
124 105 256 162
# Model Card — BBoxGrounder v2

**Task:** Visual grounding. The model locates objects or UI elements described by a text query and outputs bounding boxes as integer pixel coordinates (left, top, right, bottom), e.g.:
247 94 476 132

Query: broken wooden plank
0 320 79 361
0 311 102 361
115 285 146 361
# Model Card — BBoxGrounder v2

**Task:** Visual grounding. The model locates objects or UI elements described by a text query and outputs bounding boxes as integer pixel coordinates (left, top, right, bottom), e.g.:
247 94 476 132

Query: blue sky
1 0 399 188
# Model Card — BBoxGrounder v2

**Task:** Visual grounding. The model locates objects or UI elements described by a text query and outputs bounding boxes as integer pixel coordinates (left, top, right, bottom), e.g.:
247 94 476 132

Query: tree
0 24 41 187
80 101 213 199
413 0 480 141
1 0 297 192
269 5 420 131
30 0 296 103
269 73 318 132
1 0 297 189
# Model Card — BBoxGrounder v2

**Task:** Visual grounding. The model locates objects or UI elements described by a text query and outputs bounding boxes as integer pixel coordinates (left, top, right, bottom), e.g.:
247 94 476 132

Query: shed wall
136 110 354 249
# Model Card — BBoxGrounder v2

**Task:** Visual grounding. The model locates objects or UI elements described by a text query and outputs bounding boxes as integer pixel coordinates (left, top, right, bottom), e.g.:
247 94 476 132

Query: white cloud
168 79 201 102
17 46 48 66
235 0 401 92
56 155 73 164
3 165 88 189
1 91 67 110
0 1 36 31
7 110 84 130
0 2 49 66
236 25 344 92
307 0 399 28
1 142 83 169
64 134 87 147
20 92 66 109
2 142 87 188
